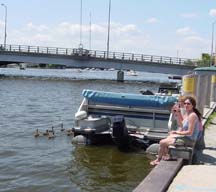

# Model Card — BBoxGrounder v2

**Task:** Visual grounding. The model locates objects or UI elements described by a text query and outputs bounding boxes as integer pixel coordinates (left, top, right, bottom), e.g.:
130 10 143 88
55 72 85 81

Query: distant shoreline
0 73 178 87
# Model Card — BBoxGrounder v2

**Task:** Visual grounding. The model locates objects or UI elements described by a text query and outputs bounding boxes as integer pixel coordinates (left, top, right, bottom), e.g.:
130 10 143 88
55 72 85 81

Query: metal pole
79 0 83 49
1 3 7 49
214 31 216 66
89 12 92 50
210 21 216 66
106 0 111 58
177 50 179 64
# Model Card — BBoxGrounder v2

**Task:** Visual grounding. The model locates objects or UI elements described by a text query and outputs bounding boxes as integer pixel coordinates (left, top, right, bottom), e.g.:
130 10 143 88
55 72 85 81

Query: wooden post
182 74 197 96
194 75 204 114
182 74 205 114
194 75 211 115
211 75 216 105
203 75 211 107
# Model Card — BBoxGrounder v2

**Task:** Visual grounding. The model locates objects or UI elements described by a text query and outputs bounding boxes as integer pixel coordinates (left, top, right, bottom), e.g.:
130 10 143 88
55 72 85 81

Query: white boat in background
108 68 115 71
65 68 82 72
72 89 178 149
19 63 26 70
127 70 138 76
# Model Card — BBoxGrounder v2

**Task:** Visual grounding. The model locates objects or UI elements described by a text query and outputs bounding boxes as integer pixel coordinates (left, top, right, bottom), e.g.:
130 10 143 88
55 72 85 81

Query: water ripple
0 73 162 192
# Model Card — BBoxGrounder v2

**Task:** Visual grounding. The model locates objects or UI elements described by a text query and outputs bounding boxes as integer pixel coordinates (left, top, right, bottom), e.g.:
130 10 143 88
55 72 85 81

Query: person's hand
169 131 179 138
172 104 180 114
170 130 177 134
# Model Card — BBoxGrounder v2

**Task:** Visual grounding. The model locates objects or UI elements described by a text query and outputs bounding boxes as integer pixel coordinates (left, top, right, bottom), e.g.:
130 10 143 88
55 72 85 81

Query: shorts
174 137 195 147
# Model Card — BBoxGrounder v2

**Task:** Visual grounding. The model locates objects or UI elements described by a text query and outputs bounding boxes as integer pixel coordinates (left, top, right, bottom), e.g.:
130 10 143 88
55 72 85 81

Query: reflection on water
69 146 152 192
0 69 172 192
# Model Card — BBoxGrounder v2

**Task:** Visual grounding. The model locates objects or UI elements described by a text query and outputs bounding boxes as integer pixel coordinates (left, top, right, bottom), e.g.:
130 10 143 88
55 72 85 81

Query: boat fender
71 135 87 145
75 111 87 120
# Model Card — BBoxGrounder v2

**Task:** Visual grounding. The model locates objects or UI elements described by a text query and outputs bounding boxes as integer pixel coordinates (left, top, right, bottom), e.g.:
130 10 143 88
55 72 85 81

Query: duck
48 131 55 139
34 129 40 137
43 129 49 136
48 126 55 134
60 123 65 132
66 128 74 136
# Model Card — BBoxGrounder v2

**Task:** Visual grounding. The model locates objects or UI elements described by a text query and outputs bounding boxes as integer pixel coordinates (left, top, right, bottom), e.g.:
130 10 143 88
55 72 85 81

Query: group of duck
33 123 74 139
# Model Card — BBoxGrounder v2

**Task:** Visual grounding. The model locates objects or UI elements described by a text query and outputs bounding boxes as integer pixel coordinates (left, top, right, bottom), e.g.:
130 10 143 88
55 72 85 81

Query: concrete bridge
0 44 196 75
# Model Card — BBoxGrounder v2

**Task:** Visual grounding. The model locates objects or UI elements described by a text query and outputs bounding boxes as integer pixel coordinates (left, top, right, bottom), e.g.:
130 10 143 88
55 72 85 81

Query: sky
0 0 216 59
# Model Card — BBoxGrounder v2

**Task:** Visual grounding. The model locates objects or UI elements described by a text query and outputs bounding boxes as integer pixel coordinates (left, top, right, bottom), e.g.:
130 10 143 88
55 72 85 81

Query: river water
0 68 178 192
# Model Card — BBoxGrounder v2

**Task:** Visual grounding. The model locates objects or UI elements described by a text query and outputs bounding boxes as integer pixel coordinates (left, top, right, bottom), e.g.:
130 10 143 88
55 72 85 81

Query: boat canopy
82 89 177 109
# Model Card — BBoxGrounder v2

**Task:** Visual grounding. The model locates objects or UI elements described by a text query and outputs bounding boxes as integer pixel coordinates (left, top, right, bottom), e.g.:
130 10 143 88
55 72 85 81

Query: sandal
162 155 171 161
162 157 177 161
150 159 160 166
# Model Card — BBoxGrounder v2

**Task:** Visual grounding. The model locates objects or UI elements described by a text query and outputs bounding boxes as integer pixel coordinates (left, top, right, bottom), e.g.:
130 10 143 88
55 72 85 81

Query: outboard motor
112 115 129 150
112 115 128 138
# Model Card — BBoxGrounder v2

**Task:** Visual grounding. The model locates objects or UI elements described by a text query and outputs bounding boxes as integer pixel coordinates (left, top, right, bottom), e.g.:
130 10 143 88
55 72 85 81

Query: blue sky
0 0 216 59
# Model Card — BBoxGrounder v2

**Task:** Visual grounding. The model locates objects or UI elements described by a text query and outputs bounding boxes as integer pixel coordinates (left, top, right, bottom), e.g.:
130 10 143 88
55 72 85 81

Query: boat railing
82 99 171 128
88 103 170 114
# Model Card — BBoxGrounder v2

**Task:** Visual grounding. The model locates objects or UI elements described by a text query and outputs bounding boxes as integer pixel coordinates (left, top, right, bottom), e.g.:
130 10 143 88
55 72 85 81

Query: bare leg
150 137 175 165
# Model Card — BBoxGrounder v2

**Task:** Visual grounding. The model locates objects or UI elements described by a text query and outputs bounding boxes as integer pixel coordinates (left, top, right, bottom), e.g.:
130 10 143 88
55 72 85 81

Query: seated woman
150 96 202 166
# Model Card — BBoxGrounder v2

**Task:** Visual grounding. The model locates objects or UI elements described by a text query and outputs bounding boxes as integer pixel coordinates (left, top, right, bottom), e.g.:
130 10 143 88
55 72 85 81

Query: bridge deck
0 44 196 66
0 44 196 75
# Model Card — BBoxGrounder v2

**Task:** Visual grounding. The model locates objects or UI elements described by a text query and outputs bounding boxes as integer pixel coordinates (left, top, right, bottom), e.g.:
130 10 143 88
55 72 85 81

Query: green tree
196 53 211 67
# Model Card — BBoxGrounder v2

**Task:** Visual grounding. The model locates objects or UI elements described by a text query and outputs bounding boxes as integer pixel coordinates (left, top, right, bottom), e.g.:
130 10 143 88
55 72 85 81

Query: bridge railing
0 44 196 66
1 44 74 55
88 49 195 65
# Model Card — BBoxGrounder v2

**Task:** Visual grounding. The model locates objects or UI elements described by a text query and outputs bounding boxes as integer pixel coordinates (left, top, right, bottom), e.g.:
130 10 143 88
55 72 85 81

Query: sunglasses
184 102 191 105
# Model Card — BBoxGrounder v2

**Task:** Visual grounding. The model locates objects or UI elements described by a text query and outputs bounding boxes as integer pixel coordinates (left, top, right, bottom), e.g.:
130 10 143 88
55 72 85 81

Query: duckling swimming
66 129 74 136
49 126 54 134
60 123 65 132
48 131 55 139
34 129 40 137
43 130 49 136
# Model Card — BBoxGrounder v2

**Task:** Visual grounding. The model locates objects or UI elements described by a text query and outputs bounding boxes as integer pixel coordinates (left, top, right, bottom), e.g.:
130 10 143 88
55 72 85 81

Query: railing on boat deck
86 103 171 130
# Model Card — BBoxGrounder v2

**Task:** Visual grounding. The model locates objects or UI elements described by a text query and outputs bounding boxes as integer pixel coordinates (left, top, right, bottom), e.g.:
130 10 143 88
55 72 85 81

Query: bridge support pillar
117 70 124 82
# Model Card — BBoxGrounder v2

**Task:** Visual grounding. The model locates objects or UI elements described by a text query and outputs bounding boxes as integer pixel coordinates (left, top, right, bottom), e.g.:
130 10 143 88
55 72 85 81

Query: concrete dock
166 115 216 192
167 165 216 192
195 116 216 165
134 106 216 192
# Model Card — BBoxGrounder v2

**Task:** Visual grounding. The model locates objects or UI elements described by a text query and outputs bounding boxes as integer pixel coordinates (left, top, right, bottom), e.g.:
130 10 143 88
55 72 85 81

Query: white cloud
118 24 137 33
26 22 48 32
0 20 4 26
176 27 196 36
91 24 106 33
32 34 52 42
109 23 138 36
179 13 198 19
0 20 4 34
146 17 158 24
184 36 205 44
209 9 216 17
8 21 145 50
175 35 209 58
6 21 207 58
